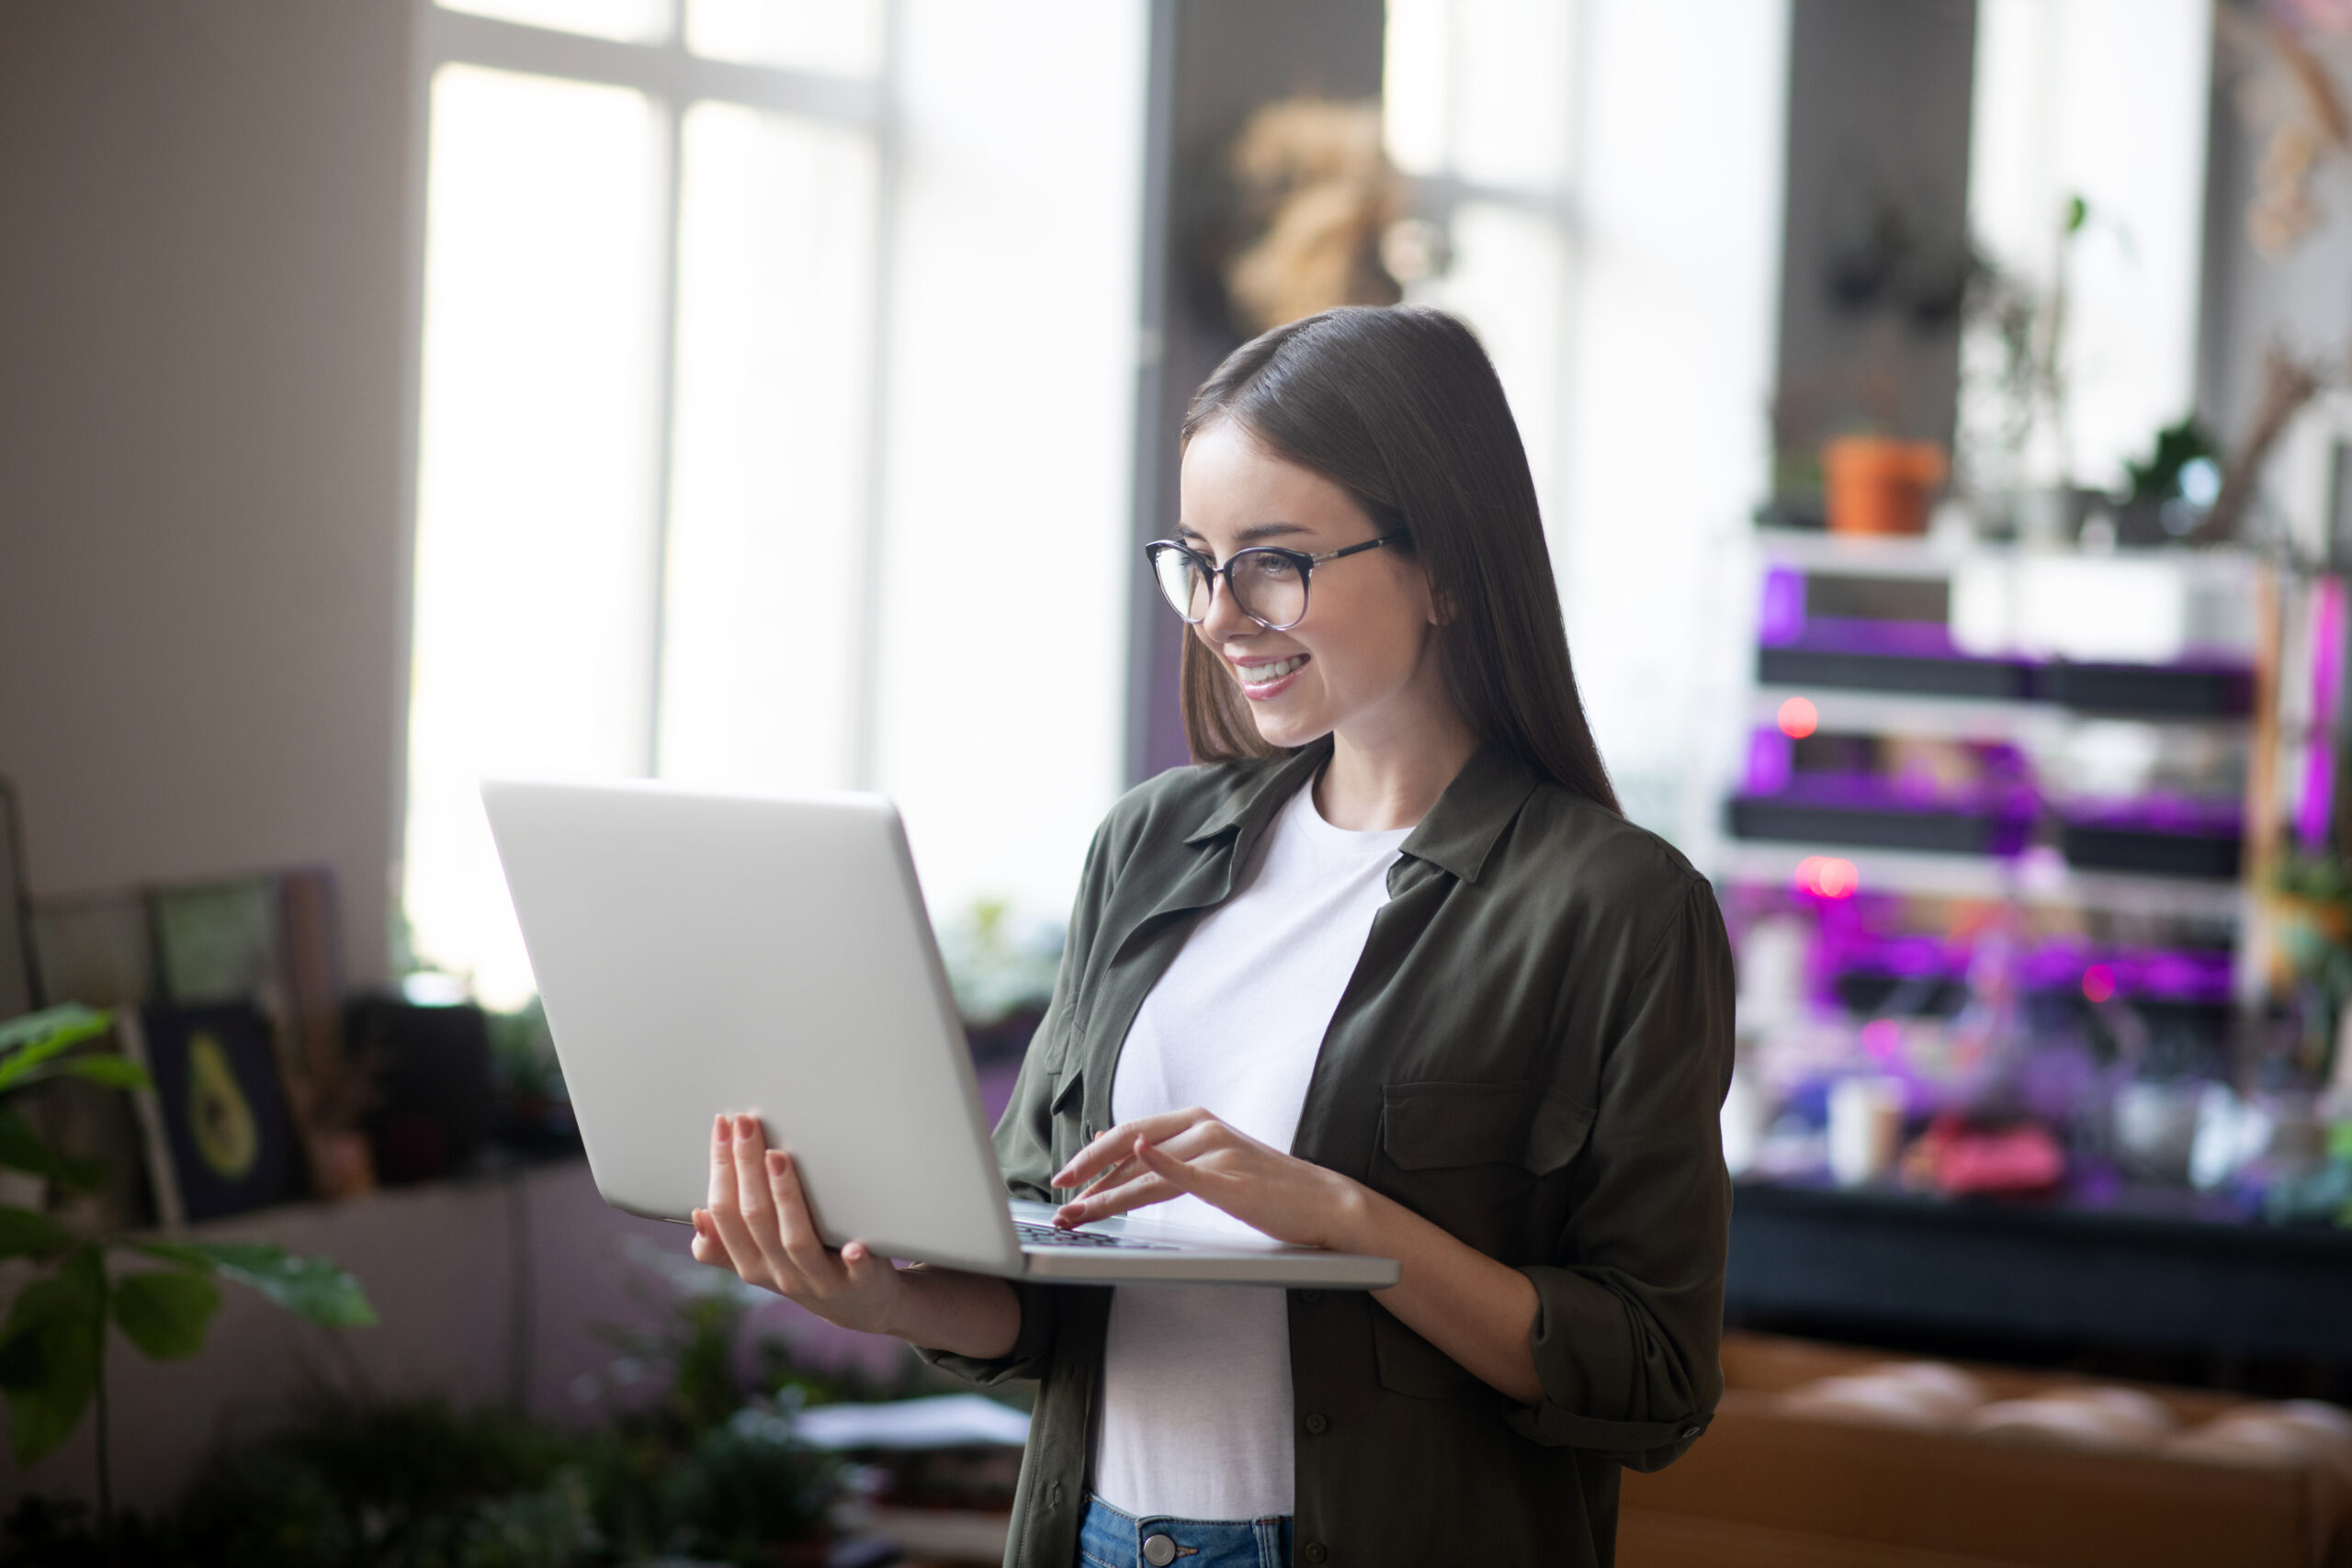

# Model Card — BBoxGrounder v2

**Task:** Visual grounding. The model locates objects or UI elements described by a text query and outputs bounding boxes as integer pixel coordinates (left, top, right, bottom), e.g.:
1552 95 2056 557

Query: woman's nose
1198 569 1257 637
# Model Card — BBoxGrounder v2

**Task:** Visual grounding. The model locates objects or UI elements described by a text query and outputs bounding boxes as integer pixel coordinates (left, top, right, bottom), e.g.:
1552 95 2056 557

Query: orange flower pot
1824 436 1949 536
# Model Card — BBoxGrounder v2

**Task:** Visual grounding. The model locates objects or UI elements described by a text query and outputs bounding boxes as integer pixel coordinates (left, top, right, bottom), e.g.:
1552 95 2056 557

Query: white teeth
1238 656 1304 684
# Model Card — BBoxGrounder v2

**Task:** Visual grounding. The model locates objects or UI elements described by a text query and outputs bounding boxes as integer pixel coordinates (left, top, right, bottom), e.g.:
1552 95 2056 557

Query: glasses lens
1229 550 1306 628
1149 545 1211 622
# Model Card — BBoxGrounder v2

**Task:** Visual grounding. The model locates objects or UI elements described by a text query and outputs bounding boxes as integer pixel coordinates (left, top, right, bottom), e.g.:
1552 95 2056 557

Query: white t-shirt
1091 781 1411 1521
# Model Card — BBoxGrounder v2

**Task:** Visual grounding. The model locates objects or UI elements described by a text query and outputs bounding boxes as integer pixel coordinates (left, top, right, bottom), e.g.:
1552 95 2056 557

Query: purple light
1758 567 1806 646
1745 728 1793 795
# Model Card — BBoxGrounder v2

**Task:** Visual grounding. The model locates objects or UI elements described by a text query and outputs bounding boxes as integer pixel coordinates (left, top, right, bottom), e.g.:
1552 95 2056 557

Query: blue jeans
1078 1495 1295 1568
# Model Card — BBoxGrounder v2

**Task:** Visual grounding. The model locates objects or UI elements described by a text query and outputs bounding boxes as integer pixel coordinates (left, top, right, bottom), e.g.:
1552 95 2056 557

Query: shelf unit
1714 841 2250 924
1706 527 2264 927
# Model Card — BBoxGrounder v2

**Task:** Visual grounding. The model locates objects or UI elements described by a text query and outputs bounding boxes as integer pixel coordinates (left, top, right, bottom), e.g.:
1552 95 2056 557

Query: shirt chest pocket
1370 1080 1593 1400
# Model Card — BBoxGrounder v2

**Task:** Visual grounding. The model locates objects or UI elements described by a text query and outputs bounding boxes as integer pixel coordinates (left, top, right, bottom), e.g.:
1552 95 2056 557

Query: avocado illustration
187 1031 260 1181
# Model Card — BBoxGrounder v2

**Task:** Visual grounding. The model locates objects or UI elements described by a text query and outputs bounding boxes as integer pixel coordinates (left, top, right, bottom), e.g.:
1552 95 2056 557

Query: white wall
0 0 413 987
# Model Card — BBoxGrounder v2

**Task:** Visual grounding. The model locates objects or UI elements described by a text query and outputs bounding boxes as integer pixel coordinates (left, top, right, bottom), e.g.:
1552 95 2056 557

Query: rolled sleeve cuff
914 1277 1059 1386
1506 1263 1714 1469
1500 1400 1711 1469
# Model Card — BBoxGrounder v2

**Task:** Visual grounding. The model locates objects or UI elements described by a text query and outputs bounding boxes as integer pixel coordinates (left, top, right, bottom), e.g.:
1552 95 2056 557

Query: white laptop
480 777 1398 1289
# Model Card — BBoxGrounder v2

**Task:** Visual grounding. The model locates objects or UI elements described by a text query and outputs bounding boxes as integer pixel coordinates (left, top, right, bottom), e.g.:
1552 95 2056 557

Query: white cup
1826 1075 1907 1188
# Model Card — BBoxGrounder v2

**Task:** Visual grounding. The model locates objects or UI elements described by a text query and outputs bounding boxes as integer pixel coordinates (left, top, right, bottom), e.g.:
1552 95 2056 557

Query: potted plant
0 1004 374 1549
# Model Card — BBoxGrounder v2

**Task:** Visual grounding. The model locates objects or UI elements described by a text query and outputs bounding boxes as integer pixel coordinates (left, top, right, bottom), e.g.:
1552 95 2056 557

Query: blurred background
6 0 2352 1563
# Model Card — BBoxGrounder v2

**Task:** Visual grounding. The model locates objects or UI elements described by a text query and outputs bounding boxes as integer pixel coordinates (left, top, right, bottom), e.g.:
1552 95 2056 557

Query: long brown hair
1176 305 1622 814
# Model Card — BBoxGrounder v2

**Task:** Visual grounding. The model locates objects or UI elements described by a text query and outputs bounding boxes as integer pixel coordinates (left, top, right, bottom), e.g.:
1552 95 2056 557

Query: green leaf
109 1270 220 1360
0 1205 73 1260
0 1247 106 1466
0 1106 101 1191
0 1006 110 1056
0 1007 114 1094
46 1055 151 1092
131 1241 377 1328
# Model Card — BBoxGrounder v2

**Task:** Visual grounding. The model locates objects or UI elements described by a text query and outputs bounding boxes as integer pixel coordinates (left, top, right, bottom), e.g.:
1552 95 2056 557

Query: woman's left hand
1049 1108 1370 1250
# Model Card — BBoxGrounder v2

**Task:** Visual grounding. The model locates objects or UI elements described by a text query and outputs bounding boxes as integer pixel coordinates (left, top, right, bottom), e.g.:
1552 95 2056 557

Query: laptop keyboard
1015 1220 1175 1252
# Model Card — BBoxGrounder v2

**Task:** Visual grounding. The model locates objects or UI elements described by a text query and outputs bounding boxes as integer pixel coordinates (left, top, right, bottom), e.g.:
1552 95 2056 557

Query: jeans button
1305 1412 1329 1434
1142 1532 1178 1566
1304 1543 1329 1564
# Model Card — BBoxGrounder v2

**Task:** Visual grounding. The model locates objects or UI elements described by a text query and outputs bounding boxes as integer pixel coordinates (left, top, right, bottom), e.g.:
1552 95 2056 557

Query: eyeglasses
1143 533 1405 632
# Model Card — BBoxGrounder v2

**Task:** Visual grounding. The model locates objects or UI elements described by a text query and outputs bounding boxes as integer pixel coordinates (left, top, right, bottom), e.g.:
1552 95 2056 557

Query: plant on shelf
0 1003 376 1545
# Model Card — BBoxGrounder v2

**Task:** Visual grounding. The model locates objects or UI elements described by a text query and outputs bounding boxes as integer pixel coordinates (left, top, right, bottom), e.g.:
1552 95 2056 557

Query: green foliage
2123 415 2221 504
0 1070 869 1566
108 1393 603 1568
0 1206 73 1260
108 1272 221 1360
660 1419 835 1562
2275 848 2352 908
0 1006 376 1484
0 1107 100 1192
936 897 1064 1028
0 1248 105 1467
0 1008 133 1098
132 1241 377 1329
484 998 564 1106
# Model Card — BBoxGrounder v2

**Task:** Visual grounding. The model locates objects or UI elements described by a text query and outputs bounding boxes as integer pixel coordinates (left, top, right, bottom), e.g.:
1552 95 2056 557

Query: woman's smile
1231 651 1309 698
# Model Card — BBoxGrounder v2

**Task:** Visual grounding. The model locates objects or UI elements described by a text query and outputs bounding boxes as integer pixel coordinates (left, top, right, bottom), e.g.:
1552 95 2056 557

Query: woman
692 305 1734 1568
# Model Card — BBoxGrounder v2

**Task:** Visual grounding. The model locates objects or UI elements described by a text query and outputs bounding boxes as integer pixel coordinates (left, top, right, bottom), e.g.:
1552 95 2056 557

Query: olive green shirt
922 737 1735 1568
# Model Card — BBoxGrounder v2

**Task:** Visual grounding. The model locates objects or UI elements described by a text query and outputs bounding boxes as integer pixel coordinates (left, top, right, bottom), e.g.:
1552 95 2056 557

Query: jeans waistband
1078 1494 1295 1568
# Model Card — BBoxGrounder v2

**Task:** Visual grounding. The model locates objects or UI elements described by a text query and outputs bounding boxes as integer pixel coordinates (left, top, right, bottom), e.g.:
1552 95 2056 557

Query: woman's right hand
690 1111 905 1337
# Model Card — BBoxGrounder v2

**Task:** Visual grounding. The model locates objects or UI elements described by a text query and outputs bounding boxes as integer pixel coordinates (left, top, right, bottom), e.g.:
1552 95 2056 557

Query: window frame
391 0 900 823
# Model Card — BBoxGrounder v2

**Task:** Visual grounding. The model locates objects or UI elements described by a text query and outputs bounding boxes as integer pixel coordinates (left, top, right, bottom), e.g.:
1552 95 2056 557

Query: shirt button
1298 1289 1322 1303
1143 1534 1178 1566
1305 1412 1329 1434
1304 1543 1329 1564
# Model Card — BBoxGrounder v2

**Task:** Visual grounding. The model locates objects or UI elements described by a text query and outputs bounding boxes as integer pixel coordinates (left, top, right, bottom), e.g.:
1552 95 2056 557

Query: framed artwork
28 889 154 1010
151 876 279 1006
0 779 35 1020
119 1003 306 1225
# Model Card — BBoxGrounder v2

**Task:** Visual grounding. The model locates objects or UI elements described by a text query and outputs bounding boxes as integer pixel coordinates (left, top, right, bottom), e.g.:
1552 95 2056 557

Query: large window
403 0 1145 1005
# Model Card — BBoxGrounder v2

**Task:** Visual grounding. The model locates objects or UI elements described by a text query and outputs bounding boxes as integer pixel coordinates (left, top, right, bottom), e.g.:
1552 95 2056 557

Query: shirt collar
1182 739 1332 848
1181 736 1542 886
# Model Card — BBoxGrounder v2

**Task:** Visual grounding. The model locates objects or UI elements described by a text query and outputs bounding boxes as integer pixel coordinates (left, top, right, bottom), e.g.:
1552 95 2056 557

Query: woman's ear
1429 586 1458 626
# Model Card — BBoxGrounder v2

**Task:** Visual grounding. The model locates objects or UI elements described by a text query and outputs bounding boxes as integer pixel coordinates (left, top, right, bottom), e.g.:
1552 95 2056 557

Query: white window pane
1964 0 2211 491
405 64 664 1007
1450 0 1576 191
874 0 1145 928
437 0 673 44
686 0 885 76
658 103 877 792
1384 0 1452 177
1410 201 1569 513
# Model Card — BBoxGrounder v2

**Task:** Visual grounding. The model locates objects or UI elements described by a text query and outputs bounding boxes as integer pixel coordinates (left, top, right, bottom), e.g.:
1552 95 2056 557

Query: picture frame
0 777 36 1021
28 887 155 1010
119 1002 307 1225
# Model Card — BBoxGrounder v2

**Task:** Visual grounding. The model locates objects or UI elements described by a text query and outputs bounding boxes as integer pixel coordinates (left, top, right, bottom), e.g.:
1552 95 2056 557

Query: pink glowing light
1795 855 1860 899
